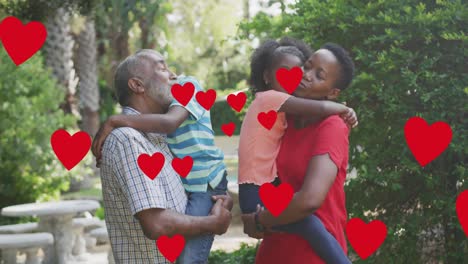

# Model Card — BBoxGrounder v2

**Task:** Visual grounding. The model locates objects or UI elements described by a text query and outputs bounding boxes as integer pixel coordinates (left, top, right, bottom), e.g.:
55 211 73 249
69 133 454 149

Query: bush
211 100 243 136
211 82 254 136
0 49 76 224
241 0 467 262
208 243 259 264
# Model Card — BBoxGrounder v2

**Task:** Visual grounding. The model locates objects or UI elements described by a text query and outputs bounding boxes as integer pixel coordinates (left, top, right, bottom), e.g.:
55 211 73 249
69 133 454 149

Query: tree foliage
0 49 79 224
241 0 467 262
0 0 96 21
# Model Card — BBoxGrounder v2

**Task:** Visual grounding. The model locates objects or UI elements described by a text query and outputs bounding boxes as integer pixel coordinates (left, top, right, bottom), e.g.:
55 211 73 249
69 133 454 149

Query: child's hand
92 117 116 166
212 194 234 211
340 107 358 128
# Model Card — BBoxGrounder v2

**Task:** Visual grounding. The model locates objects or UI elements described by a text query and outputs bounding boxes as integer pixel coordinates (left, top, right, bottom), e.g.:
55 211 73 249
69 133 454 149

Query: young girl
238 38 354 264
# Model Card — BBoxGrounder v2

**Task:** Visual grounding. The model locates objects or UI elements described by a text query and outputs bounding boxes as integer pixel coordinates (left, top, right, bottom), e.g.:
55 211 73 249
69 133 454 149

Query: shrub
208 243 259 264
211 100 242 136
211 82 254 136
241 0 467 262
0 49 76 224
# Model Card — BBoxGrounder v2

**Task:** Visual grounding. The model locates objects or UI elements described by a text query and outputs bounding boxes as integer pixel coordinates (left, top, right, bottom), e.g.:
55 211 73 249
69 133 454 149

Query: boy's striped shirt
167 76 226 193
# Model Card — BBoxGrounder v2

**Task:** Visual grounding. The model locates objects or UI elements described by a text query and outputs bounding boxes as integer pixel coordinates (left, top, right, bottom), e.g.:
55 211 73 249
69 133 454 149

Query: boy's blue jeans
239 182 351 264
177 172 228 264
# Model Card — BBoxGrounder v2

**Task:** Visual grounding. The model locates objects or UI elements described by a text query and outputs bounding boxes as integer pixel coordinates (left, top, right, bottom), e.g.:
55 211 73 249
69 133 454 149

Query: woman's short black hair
249 37 313 94
321 43 355 90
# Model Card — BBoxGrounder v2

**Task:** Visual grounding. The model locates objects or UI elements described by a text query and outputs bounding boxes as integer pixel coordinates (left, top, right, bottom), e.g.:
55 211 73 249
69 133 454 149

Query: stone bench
71 217 106 260
0 223 39 234
89 227 114 264
89 227 109 245
0 233 53 264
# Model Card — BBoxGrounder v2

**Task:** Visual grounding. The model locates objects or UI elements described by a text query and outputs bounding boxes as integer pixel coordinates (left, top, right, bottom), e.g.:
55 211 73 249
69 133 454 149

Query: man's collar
122 106 140 115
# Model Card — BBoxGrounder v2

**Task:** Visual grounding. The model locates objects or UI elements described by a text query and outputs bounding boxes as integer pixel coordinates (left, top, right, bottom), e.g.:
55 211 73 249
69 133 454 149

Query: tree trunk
75 18 100 138
115 32 130 60
244 0 250 20
44 8 79 117
69 17 101 191
139 17 150 49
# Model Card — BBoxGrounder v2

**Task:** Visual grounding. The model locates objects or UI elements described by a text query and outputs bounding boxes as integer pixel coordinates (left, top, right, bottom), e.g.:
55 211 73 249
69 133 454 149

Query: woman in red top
242 44 356 263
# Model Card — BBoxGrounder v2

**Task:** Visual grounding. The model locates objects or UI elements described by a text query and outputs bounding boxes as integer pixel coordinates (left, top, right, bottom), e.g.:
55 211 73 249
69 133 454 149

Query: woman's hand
92 117 116 166
241 204 264 239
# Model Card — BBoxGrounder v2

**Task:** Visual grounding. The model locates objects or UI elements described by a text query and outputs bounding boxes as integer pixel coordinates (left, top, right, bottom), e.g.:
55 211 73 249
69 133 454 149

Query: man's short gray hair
114 49 160 106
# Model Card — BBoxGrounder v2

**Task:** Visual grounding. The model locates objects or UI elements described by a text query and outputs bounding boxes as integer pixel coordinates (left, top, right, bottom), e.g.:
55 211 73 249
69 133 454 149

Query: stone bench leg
72 225 87 256
84 234 97 250
24 247 40 264
2 249 17 264
39 215 74 264
107 248 115 264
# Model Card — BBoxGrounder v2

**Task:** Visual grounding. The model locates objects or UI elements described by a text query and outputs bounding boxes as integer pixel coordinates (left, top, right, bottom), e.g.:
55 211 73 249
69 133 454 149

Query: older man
98 50 232 263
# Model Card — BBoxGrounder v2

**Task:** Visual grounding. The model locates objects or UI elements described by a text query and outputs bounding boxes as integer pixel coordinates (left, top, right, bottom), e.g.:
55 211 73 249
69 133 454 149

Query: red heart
257 110 277 130
456 190 468 237
227 92 247 112
345 218 387 260
156 234 185 263
221 122 235 137
137 153 165 180
404 117 452 167
275 66 303 94
0 16 47 66
171 156 193 178
50 129 91 170
259 183 293 217
171 82 195 106
196 89 216 110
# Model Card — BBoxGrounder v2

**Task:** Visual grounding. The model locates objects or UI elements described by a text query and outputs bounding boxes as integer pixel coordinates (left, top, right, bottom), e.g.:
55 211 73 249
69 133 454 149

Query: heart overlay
196 89 216 110
137 153 165 180
156 234 185 262
227 92 247 112
345 218 387 260
50 129 91 171
404 116 452 167
171 156 193 178
0 16 47 66
171 82 195 106
275 66 303 94
257 110 277 130
259 183 294 217
456 190 468 237
221 122 235 137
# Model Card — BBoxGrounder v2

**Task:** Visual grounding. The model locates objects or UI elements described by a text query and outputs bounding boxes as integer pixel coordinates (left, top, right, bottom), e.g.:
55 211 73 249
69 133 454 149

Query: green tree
0 0 98 117
0 49 76 224
241 0 467 262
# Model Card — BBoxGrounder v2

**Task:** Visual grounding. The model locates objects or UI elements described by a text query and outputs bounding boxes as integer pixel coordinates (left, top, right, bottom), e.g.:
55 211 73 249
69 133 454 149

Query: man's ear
326 88 341 100
128 78 145 94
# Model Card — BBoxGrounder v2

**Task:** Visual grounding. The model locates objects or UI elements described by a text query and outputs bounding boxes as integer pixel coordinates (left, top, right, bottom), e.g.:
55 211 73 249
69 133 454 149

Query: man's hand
340 107 358 128
92 118 115 166
241 204 264 239
212 194 234 211
209 199 232 235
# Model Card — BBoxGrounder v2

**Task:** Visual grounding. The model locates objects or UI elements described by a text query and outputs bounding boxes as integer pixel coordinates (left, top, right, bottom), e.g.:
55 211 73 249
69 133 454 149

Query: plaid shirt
100 107 188 264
